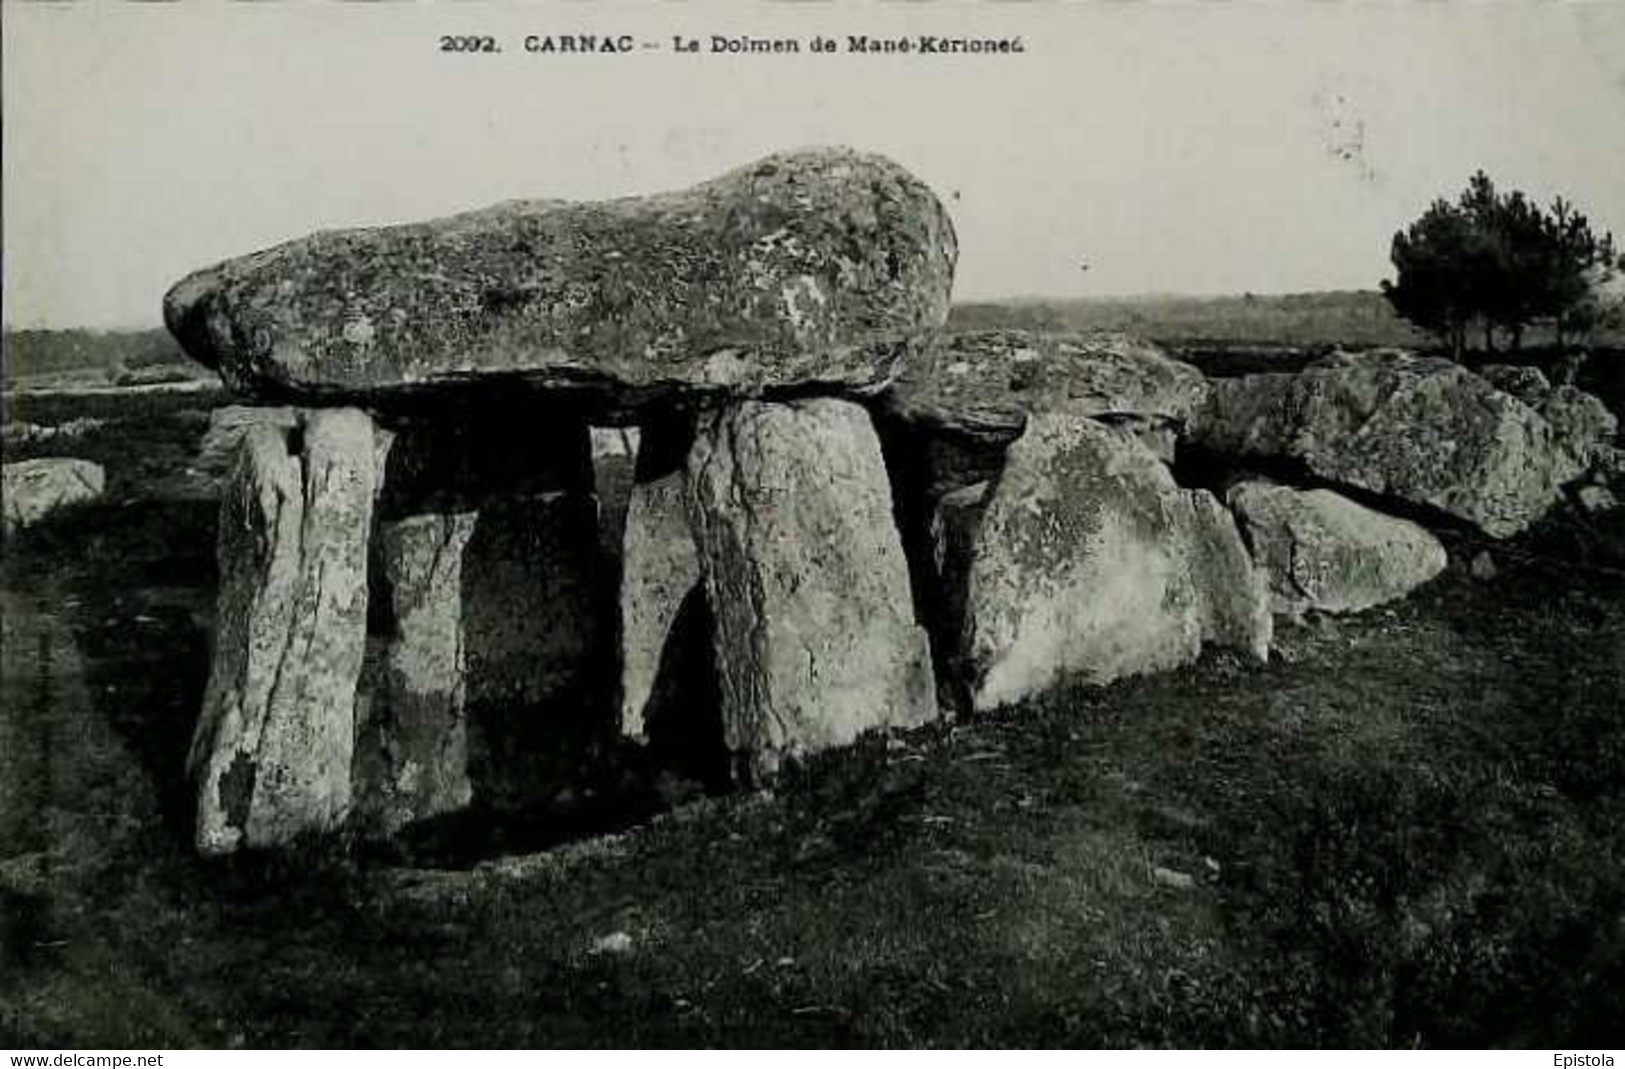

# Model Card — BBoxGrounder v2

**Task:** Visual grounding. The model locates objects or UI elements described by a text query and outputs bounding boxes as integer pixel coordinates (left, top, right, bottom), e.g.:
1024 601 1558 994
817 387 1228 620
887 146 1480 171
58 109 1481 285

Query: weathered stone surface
1478 365 1619 470
1479 364 1551 408
928 481 993 662
881 329 1209 447
353 505 605 832
1540 384 1618 469
189 409 376 854
961 415 1268 712
1595 445 1625 485
347 414 603 829
1226 481 1448 618
164 148 957 417
1186 492 1273 660
2 458 105 535
351 512 477 836
590 426 641 563
686 398 936 775
617 468 704 741
1576 483 1617 515
193 406 300 490
1193 349 1584 538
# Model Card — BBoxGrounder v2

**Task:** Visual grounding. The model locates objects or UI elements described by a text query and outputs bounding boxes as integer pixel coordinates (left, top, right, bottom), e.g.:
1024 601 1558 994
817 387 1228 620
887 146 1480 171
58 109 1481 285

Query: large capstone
163 148 957 418
190 408 376 854
1192 349 1585 538
685 398 937 777
959 413 1269 712
1225 481 1448 618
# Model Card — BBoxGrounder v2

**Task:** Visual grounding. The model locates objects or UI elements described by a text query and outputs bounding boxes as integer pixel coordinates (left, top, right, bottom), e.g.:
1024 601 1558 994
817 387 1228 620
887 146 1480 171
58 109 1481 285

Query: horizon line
1 287 1391 334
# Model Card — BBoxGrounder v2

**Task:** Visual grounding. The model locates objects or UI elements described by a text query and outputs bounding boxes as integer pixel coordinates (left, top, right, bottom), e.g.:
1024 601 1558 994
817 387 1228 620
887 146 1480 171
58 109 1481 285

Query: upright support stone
351 411 605 828
189 408 376 854
618 469 704 742
960 414 1269 712
686 399 937 778
351 512 477 835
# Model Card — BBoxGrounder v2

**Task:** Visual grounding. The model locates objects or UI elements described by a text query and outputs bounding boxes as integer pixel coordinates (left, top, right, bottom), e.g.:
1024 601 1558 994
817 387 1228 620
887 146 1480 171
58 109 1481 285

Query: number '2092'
440 36 499 53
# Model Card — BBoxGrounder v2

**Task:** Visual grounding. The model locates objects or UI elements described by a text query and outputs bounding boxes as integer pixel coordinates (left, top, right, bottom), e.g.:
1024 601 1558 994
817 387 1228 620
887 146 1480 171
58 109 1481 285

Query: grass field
2 303 1624 1047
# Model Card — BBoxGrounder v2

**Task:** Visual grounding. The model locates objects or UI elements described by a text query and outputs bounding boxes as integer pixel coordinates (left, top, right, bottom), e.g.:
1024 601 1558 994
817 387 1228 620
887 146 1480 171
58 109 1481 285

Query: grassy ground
3 338 1625 1047
4 508 1623 1046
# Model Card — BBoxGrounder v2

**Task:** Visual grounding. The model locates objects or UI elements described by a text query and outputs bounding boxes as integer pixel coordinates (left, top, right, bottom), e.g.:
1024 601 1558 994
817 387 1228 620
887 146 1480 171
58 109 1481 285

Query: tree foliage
1381 171 1621 358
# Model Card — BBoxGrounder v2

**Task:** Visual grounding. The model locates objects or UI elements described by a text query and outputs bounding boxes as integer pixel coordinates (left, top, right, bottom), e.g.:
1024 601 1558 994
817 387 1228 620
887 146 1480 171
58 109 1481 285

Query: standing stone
352 413 605 824
617 468 704 741
191 405 300 494
612 416 725 767
350 512 477 836
1226 481 1448 618
928 481 994 661
1186 491 1273 660
961 414 1268 712
190 409 376 854
590 426 642 567
686 399 936 777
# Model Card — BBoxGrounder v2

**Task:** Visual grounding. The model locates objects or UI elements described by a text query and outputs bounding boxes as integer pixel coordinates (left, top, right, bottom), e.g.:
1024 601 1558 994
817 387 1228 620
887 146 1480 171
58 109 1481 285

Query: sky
4 1 1625 329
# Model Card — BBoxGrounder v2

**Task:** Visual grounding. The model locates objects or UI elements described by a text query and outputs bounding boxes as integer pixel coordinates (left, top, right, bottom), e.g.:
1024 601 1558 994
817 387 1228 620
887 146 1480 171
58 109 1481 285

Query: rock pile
167 147 1621 856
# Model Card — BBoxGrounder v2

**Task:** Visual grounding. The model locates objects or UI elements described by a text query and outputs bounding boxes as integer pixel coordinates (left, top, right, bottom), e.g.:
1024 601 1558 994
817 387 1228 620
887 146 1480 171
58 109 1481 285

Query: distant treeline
950 290 1625 350
949 291 1432 348
2 327 190 381
5 293 1619 385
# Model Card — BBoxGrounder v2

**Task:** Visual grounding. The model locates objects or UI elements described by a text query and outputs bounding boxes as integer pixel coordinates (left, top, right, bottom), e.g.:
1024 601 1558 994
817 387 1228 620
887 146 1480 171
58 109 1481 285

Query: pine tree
1381 173 1619 357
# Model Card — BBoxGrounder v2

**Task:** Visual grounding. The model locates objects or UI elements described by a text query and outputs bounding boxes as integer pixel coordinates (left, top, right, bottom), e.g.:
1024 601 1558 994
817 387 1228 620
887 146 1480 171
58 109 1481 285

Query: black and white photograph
3 0 1624 1050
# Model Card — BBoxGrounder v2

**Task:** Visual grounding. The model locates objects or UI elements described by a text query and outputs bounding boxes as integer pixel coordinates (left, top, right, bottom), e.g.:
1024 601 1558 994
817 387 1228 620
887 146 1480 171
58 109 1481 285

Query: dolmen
169 147 956 853
167 146 1621 857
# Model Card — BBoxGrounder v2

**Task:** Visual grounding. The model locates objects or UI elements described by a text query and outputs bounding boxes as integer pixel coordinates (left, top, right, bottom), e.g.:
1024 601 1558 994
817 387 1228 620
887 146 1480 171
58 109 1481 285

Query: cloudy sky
5 2 1624 328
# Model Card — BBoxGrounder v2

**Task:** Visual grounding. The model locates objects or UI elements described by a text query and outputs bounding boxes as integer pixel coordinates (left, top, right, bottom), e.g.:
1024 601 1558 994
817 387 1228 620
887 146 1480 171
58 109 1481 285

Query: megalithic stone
351 511 478 836
351 412 603 829
615 416 706 744
617 468 704 743
189 408 377 854
959 413 1269 712
685 398 937 778
162 147 958 421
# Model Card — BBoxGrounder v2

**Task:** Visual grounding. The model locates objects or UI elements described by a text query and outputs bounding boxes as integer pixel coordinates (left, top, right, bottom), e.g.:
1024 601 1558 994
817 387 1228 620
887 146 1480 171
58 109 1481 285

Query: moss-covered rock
164 148 957 419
